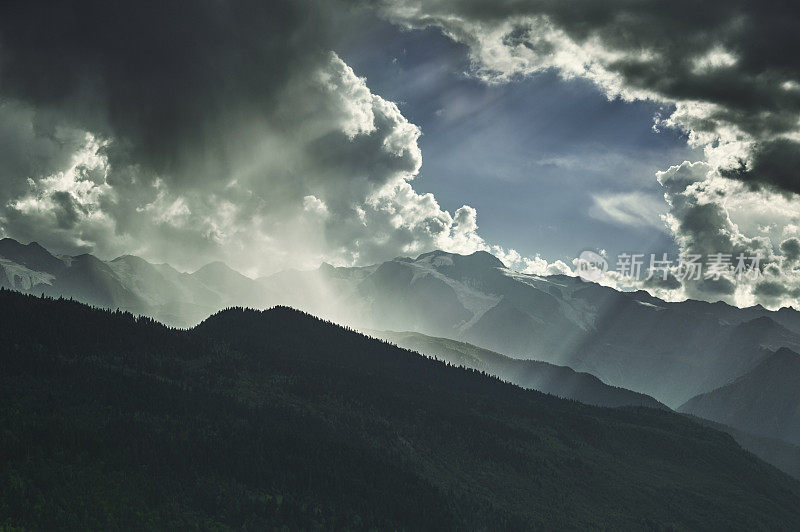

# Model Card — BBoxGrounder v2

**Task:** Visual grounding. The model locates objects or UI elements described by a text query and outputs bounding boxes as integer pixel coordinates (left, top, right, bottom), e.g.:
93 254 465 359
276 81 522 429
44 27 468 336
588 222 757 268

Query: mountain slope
684 415 800 481
2 290 800 528
373 330 668 409
679 348 800 446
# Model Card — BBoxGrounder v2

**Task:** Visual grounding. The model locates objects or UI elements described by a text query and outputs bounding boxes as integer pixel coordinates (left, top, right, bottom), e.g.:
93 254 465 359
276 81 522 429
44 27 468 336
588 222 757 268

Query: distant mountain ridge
0 238 270 327
372 330 668 410
680 348 800 446
369 330 800 479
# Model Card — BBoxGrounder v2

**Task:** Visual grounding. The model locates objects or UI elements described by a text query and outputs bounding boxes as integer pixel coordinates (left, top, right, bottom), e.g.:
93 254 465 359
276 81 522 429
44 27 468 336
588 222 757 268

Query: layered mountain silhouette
265 248 800 407
373 330 800 478
685 414 800 481
373 330 667 409
3 289 799 528
680 348 800 446
4 238 800 409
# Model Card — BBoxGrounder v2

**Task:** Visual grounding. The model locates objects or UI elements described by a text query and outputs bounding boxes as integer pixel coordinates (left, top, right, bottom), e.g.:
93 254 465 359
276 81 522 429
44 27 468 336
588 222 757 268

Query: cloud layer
380 0 800 191
3 0 799 309
0 0 554 275
377 0 800 307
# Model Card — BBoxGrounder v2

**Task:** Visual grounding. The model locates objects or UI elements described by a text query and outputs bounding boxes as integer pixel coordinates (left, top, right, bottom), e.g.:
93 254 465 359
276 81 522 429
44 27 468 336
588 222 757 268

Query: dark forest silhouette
2 288 799 529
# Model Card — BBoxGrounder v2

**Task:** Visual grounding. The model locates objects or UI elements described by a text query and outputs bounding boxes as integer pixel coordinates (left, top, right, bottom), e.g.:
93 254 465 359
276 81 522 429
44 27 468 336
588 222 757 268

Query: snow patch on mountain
501 269 597 331
401 256 501 330
0 259 55 290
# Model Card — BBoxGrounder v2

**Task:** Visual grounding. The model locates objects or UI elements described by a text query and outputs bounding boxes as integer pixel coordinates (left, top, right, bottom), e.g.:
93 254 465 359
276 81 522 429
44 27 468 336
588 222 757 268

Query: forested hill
2 289 800 529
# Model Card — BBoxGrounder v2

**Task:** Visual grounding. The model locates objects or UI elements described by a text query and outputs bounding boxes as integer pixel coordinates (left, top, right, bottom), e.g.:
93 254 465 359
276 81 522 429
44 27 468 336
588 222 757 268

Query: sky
339 21 695 263
1 0 800 309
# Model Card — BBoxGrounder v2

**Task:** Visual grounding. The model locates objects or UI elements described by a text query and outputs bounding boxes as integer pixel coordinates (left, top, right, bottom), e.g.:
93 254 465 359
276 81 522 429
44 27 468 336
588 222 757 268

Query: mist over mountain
685 415 800 482
373 330 667 410
0 238 271 327
261 248 800 408
680 348 800 446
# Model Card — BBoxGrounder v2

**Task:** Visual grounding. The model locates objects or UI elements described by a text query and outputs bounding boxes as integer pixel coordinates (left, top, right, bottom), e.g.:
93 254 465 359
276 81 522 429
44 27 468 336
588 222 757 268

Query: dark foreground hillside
1 290 800 529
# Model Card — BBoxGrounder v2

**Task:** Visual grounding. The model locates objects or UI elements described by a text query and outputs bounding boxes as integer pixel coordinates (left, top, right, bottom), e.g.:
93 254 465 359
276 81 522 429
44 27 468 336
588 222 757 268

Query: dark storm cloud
50 191 83 229
643 271 682 291
780 237 800 264
383 0 800 123
543 0 800 131
754 279 791 298
721 139 800 195
696 275 737 296
0 0 497 273
0 0 336 179
379 0 800 193
0 102 88 192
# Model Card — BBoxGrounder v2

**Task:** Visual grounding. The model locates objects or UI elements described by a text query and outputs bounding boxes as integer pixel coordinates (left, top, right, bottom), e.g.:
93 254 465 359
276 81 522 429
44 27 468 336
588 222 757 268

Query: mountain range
2 289 800 529
305 250 800 408
3 237 800 444
0 238 268 326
